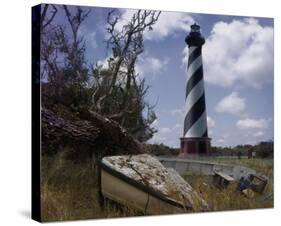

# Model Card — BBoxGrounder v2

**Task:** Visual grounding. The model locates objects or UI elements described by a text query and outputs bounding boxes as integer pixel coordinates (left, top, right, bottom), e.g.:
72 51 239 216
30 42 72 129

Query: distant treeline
146 140 274 158
211 141 273 158
145 143 180 156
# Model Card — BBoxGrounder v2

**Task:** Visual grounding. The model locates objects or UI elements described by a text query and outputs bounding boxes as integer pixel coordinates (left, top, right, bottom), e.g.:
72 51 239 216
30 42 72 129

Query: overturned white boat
100 154 208 215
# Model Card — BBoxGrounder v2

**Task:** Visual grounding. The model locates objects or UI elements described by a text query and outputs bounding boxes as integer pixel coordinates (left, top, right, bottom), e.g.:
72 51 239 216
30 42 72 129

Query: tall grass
184 157 273 211
41 153 273 221
41 152 140 222
184 174 273 212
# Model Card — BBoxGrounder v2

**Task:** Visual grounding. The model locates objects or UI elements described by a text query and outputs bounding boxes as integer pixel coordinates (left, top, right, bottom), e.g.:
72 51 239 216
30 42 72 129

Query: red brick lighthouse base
179 137 211 158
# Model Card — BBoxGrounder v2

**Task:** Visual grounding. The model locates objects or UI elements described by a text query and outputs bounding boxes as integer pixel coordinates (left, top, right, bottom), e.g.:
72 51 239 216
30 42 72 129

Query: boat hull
101 169 187 214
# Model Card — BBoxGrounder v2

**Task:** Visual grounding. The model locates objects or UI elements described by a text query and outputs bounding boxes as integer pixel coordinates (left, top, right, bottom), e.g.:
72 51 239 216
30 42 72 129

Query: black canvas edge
31 4 42 222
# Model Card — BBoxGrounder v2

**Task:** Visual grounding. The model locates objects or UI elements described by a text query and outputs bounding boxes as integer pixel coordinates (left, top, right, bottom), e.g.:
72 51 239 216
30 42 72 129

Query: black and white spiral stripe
183 46 208 138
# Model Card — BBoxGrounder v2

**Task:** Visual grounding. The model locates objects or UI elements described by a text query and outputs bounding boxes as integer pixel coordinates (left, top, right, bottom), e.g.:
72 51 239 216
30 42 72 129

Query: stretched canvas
32 3 274 222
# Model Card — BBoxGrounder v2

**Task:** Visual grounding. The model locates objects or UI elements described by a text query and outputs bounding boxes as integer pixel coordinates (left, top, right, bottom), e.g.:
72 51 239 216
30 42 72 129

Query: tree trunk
41 107 144 158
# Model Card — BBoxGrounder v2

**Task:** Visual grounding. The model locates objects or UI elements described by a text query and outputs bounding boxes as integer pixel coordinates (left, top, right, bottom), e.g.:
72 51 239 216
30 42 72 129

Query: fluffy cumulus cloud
116 9 194 41
183 18 273 88
136 54 169 79
236 118 268 130
215 92 246 115
144 11 194 40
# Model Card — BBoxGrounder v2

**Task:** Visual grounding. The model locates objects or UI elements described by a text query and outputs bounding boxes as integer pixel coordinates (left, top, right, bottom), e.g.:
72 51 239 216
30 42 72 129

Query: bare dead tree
61 6 90 81
41 25 70 102
39 4 64 101
107 10 160 94
40 4 57 32
63 6 91 44
91 9 160 141
127 76 158 141
93 9 161 113
40 5 91 104
40 4 58 79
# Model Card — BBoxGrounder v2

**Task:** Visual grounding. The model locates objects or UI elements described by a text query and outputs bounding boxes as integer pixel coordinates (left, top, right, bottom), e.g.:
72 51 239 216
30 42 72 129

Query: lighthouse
179 23 211 157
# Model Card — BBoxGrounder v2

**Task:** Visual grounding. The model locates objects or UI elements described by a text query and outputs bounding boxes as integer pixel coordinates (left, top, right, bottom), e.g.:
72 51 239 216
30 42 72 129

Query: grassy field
197 157 273 176
41 153 141 222
41 153 273 221
184 157 273 212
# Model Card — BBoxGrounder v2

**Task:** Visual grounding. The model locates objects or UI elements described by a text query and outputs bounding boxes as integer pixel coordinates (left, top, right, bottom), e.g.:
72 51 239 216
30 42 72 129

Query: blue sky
50 5 274 148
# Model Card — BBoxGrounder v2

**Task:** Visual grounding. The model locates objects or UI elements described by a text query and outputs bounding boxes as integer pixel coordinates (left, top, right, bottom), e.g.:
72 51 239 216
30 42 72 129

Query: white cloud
149 122 182 146
144 11 194 40
207 116 215 128
182 46 190 67
150 58 162 71
116 9 194 41
236 118 268 130
170 108 184 116
136 55 169 79
253 131 264 137
96 57 110 70
183 18 273 88
215 92 246 115
217 138 226 143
